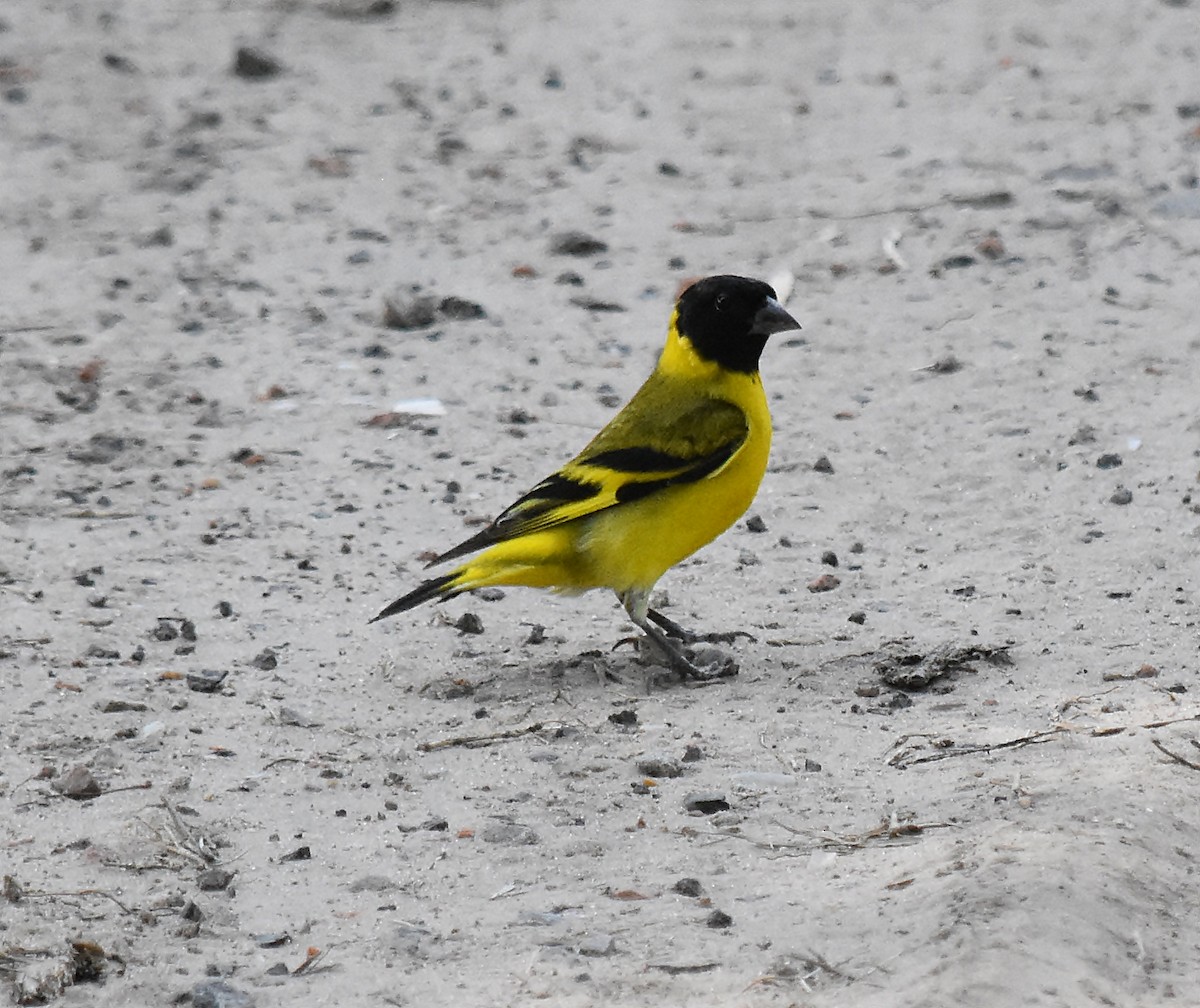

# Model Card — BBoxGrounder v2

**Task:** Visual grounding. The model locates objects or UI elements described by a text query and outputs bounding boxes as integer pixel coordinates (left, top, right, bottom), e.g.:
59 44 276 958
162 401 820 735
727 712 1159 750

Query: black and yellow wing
430 389 749 566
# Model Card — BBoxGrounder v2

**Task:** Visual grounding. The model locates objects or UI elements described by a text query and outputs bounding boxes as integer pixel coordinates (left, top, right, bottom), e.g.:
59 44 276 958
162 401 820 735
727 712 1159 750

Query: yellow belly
578 418 770 590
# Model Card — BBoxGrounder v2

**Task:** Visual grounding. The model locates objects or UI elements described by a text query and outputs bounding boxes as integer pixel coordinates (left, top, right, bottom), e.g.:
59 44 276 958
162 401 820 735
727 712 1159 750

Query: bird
370 274 801 680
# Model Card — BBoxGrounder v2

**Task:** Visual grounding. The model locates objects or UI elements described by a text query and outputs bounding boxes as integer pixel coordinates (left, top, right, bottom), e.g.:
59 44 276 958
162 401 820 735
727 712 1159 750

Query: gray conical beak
751 297 802 337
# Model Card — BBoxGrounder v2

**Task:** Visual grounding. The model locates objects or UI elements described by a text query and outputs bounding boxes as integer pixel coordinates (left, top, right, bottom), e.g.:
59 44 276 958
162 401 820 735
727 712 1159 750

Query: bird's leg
618 591 737 681
646 607 756 645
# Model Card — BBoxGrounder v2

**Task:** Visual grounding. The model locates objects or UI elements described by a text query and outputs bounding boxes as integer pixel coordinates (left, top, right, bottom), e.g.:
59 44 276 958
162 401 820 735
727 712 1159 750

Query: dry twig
418 722 556 752
1151 739 1200 772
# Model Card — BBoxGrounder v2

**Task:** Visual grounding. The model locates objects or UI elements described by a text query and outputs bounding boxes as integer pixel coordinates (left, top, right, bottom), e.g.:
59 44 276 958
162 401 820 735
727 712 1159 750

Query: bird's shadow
415 641 737 702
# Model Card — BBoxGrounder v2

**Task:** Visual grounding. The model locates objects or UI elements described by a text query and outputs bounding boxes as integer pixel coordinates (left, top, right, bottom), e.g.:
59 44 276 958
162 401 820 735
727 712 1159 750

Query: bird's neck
659 311 764 379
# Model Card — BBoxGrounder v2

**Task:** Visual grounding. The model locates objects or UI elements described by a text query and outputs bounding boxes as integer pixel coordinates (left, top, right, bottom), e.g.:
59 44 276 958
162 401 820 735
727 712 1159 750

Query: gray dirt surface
3 1 1199 1006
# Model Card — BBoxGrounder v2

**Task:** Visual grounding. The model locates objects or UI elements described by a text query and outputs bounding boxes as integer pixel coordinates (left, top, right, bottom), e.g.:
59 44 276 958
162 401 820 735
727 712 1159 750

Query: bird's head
673 275 801 374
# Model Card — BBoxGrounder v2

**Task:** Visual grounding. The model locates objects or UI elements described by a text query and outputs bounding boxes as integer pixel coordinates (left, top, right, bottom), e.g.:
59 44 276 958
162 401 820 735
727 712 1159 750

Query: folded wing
431 394 748 566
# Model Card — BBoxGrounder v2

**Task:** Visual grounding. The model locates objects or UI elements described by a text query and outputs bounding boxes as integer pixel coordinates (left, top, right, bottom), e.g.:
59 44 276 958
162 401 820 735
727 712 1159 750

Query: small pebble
196 868 234 892
1109 486 1133 505
455 612 485 634
550 231 608 256
233 47 281 80
636 754 684 778
706 910 733 929
187 669 228 693
52 765 102 799
683 792 730 815
673 878 703 897
280 846 311 862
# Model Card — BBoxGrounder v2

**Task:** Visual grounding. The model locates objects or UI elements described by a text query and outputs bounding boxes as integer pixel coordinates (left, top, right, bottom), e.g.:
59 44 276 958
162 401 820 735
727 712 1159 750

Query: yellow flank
442 308 771 596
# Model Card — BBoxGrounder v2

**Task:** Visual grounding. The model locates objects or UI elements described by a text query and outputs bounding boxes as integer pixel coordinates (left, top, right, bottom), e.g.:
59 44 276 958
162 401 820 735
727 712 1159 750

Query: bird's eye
714 294 727 311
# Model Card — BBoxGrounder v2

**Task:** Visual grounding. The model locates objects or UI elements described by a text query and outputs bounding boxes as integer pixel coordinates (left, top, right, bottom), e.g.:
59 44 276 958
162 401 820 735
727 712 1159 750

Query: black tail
369 571 461 624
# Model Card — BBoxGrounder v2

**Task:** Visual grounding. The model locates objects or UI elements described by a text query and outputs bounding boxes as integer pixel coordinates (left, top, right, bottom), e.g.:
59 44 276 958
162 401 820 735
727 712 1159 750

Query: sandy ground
3 0 1200 1005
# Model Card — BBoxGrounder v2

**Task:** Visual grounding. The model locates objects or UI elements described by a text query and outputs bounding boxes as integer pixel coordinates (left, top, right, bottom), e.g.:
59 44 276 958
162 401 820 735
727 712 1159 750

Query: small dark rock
926 354 964 374
197 868 234 891
550 231 608 256
438 295 486 320
52 765 102 799
1110 486 1133 505
280 846 311 862
820 550 838 567
1097 453 1123 469
152 620 179 642
187 669 228 693
681 744 703 762
181 901 203 921
636 755 684 778
683 792 730 815
672 877 703 897
608 709 638 727
706 910 733 929
745 514 768 533
812 455 834 474
847 611 866 625
251 649 277 670
85 645 120 660
555 270 585 286
216 601 234 618
233 47 281 80
455 612 485 634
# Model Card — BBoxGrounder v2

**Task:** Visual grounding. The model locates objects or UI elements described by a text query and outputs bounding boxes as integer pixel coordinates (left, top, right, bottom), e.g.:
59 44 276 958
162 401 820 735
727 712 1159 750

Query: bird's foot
646 608 756 645
614 633 738 682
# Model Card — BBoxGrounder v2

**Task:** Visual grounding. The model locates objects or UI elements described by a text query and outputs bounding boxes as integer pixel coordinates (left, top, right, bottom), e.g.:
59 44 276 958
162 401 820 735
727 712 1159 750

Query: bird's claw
645 608 755 645
680 629 756 645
